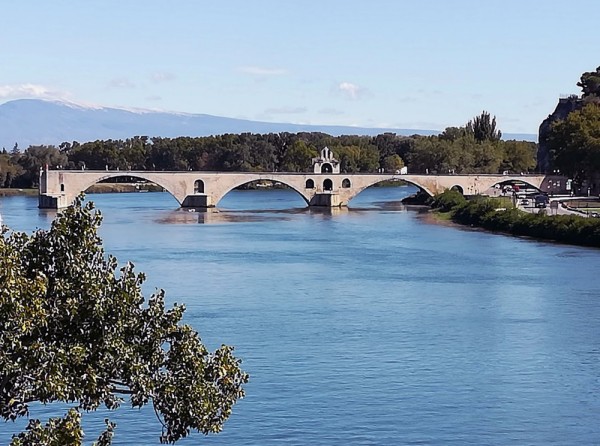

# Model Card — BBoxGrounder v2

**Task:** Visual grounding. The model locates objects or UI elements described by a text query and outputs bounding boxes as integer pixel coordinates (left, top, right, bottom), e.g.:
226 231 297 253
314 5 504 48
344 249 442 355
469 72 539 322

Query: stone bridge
38 168 567 209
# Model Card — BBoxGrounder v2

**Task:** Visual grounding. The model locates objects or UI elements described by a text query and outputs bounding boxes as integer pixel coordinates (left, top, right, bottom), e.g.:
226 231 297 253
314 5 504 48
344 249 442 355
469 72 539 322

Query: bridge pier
309 193 342 207
181 194 213 208
39 194 69 209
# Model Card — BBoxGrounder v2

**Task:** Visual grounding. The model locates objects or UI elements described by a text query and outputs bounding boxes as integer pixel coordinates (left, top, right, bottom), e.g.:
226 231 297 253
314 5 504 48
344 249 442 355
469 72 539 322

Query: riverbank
430 190 600 248
0 188 37 197
417 209 455 225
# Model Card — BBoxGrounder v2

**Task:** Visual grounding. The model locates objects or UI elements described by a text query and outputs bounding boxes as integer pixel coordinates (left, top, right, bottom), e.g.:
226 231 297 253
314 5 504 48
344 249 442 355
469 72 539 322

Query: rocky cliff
537 95 583 172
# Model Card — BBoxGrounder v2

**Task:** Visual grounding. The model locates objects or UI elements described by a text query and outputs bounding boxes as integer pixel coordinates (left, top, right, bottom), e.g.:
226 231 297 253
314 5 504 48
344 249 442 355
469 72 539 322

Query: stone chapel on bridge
312 147 340 174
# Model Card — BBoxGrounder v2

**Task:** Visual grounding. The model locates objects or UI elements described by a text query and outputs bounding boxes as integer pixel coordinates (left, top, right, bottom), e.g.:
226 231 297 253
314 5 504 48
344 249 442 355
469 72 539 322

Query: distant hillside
0 99 536 149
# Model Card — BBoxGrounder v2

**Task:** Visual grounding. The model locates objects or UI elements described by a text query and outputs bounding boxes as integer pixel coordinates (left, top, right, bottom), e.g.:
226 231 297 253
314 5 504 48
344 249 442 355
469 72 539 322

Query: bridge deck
38 169 566 209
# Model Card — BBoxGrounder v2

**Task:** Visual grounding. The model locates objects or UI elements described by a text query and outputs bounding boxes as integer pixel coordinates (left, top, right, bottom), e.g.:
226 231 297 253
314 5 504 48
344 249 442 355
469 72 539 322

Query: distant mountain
0 99 536 149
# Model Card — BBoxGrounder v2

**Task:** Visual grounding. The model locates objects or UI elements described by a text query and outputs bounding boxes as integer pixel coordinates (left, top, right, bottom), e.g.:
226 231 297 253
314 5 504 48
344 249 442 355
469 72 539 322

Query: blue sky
1 0 597 134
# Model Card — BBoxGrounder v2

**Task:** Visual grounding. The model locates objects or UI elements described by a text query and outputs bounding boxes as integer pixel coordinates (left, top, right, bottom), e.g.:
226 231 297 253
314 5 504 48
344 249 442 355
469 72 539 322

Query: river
1 186 600 445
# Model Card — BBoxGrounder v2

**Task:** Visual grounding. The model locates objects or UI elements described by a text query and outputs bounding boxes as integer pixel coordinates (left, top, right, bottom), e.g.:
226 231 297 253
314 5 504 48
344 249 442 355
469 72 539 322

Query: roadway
515 195 598 217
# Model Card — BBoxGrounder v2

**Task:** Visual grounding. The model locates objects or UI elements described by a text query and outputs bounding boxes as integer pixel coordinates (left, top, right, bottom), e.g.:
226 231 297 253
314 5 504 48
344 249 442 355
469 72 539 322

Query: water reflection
156 206 355 224
155 194 416 225
155 203 416 225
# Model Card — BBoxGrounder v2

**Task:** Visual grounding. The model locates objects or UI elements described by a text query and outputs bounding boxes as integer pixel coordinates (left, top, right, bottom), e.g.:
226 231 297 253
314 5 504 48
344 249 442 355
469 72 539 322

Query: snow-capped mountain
0 99 535 150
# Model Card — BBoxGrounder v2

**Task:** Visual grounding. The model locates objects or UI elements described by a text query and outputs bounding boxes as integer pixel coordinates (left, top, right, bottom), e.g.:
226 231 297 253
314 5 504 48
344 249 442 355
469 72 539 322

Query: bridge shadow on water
156 199 415 225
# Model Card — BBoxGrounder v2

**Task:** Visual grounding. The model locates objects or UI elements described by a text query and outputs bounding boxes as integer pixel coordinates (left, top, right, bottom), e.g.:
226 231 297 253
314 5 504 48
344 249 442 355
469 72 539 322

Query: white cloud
338 81 367 100
0 83 66 100
238 66 287 76
151 72 176 83
109 78 135 88
0 84 105 110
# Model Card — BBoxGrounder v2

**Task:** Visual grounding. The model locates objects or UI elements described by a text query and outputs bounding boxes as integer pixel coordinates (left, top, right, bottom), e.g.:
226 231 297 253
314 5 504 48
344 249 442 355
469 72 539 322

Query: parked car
534 195 549 208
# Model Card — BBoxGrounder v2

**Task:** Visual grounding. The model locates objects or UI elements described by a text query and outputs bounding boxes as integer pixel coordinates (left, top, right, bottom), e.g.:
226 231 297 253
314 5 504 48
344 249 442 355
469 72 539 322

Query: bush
430 189 467 212
433 193 600 248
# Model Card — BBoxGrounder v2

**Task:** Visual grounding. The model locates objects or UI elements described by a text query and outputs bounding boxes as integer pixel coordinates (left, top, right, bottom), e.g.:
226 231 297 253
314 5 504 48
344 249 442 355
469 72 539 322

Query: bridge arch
77 173 181 204
323 178 333 191
390 179 434 197
213 177 311 206
489 178 541 191
344 178 425 204
306 178 315 189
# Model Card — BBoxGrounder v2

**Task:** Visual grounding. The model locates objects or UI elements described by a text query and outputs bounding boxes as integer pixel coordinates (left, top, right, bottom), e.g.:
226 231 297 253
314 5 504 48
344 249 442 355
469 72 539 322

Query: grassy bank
431 190 600 248
0 188 37 197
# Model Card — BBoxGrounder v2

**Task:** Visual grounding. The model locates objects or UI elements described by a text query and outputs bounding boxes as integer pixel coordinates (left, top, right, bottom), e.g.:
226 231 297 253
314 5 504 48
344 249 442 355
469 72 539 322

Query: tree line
1 112 538 188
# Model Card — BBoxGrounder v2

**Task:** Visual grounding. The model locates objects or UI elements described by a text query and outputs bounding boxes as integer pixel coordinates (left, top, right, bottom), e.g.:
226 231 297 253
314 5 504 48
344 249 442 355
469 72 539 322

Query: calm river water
1 186 600 445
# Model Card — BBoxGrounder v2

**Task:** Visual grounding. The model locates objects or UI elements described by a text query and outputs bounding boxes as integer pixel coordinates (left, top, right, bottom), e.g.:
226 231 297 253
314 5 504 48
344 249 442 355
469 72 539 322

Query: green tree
121 136 150 170
357 144 380 172
499 140 537 173
547 103 600 187
16 145 68 188
406 136 467 174
439 126 468 142
431 189 467 212
382 154 405 172
0 151 23 187
466 111 502 142
470 140 503 173
577 66 600 99
405 122 512 175
334 145 360 172
0 197 248 445
280 140 317 172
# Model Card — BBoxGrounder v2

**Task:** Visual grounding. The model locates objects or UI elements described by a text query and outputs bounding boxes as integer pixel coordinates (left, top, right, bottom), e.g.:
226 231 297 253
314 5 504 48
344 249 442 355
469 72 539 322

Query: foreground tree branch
0 195 248 444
